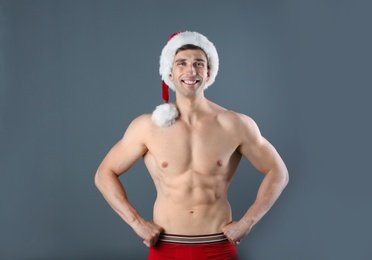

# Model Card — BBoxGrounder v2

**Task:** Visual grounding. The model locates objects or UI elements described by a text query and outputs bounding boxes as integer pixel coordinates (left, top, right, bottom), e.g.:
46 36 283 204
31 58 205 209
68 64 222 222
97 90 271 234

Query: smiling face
169 48 210 99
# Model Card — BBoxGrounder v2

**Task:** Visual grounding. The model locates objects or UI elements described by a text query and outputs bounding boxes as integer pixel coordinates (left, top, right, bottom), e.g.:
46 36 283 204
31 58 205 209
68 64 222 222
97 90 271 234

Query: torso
143 105 243 235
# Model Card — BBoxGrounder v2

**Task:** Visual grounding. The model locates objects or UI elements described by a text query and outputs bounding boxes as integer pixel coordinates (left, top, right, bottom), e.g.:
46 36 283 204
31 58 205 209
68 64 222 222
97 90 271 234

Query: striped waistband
158 233 228 244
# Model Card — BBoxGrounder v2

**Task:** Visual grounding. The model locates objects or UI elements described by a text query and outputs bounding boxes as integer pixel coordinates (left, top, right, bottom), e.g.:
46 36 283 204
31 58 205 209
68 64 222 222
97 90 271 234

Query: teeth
183 80 197 84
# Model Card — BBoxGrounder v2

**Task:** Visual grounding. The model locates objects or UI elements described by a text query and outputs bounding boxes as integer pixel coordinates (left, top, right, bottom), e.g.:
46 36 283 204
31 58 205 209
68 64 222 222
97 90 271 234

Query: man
95 31 289 259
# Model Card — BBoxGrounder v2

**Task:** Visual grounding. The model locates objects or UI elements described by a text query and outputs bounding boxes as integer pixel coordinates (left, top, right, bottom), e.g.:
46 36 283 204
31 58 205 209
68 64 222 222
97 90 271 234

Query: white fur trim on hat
159 31 219 91
151 103 179 127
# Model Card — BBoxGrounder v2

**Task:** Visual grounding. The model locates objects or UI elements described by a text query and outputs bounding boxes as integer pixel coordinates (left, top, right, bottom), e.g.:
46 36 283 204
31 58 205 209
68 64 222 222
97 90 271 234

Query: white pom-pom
151 103 179 127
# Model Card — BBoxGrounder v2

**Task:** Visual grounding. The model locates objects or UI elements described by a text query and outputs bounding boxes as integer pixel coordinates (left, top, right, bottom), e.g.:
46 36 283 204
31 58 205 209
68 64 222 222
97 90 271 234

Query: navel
161 161 168 168
217 160 223 167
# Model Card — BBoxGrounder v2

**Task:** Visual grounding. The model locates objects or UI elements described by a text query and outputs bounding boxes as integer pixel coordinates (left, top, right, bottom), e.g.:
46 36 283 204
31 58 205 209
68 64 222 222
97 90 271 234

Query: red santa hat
151 31 219 127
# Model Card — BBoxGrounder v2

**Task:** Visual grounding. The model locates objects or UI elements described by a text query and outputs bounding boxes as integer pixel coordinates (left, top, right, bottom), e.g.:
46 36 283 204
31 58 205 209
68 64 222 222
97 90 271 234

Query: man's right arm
94 114 162 247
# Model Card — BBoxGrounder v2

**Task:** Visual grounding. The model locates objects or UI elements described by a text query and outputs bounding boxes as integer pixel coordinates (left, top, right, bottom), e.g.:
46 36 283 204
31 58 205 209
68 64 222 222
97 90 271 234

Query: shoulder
122 113 154 139
216 109 262 144
127 113 153 128
217 109 258 131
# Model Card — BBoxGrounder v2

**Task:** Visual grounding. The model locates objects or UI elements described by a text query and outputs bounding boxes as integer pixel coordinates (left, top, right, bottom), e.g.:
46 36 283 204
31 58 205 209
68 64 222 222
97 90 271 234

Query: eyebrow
174 58 207 63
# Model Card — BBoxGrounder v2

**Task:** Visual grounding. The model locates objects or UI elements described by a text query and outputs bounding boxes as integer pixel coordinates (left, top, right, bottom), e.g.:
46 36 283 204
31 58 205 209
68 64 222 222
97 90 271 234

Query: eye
195 62 205 67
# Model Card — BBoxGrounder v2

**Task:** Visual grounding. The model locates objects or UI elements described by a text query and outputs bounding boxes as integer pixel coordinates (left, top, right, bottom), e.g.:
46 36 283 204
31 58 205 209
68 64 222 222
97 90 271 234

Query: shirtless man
95 31 289 259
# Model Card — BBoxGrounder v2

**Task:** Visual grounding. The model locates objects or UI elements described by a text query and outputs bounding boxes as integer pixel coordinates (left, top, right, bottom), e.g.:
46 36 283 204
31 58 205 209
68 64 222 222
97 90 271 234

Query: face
169 49 210 98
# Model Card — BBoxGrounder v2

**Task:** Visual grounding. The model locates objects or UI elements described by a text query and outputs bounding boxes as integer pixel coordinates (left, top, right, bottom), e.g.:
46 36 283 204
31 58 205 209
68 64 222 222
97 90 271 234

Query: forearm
241 168 289 227
94 170 144 226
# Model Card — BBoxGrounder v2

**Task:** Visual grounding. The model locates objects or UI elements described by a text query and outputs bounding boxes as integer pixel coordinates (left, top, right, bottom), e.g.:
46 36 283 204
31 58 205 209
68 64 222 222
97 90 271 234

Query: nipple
217 160 223 167
161 161 168 168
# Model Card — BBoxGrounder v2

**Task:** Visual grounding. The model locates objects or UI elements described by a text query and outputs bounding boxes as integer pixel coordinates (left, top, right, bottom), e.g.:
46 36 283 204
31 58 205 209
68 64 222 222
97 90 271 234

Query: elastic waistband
158 233 228 244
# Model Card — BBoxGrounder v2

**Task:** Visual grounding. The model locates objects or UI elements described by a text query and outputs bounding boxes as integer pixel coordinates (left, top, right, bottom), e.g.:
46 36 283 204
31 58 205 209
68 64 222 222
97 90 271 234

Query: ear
206 70 210 81
169 72 173 81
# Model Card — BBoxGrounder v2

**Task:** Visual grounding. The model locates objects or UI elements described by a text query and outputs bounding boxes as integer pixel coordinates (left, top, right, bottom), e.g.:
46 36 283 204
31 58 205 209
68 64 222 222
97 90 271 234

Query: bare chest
145 122 240 175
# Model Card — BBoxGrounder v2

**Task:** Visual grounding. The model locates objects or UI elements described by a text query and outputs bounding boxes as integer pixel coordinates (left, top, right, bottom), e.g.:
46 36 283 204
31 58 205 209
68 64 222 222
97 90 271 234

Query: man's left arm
222 114 289 245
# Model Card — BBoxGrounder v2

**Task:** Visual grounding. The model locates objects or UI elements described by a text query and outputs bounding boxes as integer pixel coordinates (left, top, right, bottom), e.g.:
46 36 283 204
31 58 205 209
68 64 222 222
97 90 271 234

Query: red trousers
148 233 238 260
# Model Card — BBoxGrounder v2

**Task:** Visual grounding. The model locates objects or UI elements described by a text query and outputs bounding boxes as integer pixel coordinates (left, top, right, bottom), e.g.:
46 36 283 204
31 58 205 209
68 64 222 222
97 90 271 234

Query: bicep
237 116 284 175
240 136 282 174
98 118 149 176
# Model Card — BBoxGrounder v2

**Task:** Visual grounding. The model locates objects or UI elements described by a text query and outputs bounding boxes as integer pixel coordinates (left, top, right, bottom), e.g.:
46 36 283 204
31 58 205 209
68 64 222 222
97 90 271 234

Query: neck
175 92 209 125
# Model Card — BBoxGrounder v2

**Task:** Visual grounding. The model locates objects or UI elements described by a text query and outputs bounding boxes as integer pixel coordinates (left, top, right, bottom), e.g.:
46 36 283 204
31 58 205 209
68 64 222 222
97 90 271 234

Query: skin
95 49 289 248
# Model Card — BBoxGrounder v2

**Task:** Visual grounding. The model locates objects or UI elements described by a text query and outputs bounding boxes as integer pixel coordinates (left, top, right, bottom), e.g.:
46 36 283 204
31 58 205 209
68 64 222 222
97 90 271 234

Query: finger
143 240 151 248
224 233 234 245
224 234 235 245
150 236 159 247
227 238 235 245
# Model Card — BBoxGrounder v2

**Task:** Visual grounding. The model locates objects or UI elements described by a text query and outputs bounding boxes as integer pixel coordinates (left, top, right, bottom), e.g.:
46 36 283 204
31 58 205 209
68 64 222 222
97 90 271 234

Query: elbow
282 168 289 188
94 169 103 190
274 163 289 189
271 164 289 189
94 167 119 190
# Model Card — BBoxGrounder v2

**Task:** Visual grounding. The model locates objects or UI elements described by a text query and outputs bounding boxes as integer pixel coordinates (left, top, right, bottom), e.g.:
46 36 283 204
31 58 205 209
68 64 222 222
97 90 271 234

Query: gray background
1 0 371 259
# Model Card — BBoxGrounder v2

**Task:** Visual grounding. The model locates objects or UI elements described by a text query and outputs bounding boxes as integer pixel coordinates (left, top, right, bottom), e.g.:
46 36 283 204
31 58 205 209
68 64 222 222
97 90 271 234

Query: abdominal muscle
150 169 233 235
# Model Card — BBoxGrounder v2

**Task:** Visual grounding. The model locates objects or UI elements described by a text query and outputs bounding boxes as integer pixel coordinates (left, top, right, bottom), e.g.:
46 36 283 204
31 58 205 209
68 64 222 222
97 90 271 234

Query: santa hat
151 31 219 127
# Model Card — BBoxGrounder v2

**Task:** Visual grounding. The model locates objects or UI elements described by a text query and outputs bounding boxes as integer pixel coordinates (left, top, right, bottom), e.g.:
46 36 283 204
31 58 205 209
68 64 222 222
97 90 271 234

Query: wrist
127 213 144 228
118 206 143 227
240 213 258 230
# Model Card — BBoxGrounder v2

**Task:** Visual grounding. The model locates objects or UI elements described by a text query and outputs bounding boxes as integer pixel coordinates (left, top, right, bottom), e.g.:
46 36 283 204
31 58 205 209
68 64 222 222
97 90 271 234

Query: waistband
158 233 228 244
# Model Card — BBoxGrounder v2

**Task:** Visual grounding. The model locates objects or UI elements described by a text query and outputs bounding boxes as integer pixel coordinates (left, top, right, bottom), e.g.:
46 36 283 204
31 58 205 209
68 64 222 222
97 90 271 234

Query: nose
186 64 196 75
